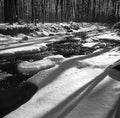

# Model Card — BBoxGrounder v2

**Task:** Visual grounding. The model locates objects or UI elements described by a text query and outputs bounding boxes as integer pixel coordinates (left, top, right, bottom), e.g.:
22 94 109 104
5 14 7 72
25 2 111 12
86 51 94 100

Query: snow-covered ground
1 22 120 118
4 48 120 118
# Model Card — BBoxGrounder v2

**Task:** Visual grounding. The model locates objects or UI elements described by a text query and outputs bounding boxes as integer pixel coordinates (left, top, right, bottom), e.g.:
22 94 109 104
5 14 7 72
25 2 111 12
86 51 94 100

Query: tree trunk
4 0 9 23
55 0 59 22
4 0 18 23
31 0 34 22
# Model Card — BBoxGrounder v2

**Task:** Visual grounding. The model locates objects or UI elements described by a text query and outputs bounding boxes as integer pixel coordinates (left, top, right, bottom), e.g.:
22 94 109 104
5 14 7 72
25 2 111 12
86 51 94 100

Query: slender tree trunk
60 0 63 22
92 0 96 21
31 0 34 22
111 0 117 23
55 0 59 22
40 0 45 23
14 0 18 22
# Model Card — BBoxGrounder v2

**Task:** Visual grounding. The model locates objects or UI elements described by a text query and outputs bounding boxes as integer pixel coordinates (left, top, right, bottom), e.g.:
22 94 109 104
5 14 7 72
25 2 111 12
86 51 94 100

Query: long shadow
40 70 107 118
0 33 69 52
0 49 110 117
114 98 120 118
0 35 59 51
35 48 110 89
106 97 120 118
106 66 120 118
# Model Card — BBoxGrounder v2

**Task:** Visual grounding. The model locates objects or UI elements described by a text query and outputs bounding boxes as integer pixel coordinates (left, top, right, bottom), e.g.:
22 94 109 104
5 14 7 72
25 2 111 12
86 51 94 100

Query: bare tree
4 0 18 24
31 0 34 22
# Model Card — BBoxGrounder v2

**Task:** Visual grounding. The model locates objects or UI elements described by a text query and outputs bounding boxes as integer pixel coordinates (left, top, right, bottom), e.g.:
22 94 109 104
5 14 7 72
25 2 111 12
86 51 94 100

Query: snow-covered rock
44 55 65 64
85 37 99 42
33 30 45 37
42 30 50 36
17 55 65 75
17 34 27 38
82 42 100 48
17 59 55 75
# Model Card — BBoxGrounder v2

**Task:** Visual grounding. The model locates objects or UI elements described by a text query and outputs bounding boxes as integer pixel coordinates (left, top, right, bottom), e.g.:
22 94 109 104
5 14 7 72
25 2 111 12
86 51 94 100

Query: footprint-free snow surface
4 48 120 118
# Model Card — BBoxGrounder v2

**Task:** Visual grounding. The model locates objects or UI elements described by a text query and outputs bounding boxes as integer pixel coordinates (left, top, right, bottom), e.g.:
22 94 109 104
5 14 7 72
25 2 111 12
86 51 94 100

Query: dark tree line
4 0 18 23
0 0 120 23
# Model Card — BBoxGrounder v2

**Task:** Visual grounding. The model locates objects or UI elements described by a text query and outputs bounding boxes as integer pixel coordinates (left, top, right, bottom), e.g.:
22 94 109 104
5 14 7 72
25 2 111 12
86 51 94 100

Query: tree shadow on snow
0 48 110 117
35 48 110 90
40 70 107 118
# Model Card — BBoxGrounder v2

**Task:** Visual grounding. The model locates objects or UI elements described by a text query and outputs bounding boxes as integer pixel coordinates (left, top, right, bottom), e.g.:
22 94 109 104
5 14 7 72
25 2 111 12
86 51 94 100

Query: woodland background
0 0 120 23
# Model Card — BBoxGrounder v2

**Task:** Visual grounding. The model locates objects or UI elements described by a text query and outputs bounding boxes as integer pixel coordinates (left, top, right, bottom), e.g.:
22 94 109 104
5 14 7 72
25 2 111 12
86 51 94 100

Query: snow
17 59 55 75
4 48 120 118
96 32 120 41
82 48 120 67
1 22 120 118
64 76 119 118
17 55 65 75
82 42 100 48
0 43 47 55
44 55 65 64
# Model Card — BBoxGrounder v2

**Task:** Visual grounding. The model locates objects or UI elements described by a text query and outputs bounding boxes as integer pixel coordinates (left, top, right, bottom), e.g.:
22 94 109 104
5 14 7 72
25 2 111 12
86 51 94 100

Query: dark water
0 82 38 117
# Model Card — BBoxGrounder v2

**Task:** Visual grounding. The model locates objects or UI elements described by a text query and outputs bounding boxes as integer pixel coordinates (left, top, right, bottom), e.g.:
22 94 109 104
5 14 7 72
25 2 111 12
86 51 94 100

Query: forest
0 0 120 23
1 0 120 118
